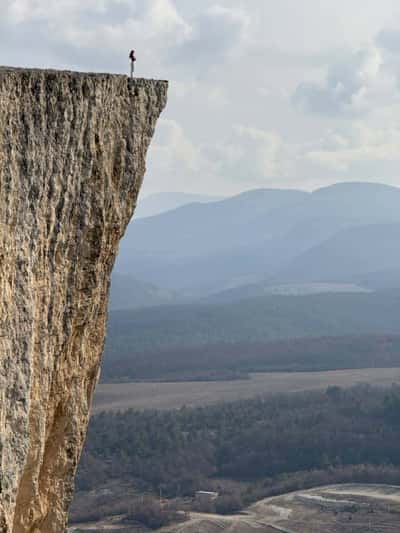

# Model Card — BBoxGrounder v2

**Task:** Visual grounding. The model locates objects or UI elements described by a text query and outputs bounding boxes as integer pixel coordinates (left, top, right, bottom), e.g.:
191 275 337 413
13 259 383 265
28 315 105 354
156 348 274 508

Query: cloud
2 1 400 194
202 125 282 182
147 119 283 193
55 0 191 59
1 0 192 73
375 25 400 93
293 46 382 116
377 27 400 53
1 1 251 82
149 119 200 176
146 118 208 193
5 0 112 25
303 123 400 171
171 5 250 72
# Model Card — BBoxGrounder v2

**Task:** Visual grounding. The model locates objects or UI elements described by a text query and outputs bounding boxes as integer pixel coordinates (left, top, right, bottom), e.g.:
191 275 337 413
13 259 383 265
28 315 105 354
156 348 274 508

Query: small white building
195 491 219 504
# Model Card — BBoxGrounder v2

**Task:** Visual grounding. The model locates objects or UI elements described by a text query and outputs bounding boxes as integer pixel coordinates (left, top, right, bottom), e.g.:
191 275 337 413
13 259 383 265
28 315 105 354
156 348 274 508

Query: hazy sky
2 0 400 196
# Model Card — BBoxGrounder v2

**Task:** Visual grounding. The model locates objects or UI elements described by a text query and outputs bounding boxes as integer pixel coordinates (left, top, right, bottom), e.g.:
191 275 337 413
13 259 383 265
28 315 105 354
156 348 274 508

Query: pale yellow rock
0 67 167 533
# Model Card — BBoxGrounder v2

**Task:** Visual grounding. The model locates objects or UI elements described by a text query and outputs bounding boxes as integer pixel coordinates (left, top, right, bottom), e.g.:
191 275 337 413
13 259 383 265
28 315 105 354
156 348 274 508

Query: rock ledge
0 68 167 532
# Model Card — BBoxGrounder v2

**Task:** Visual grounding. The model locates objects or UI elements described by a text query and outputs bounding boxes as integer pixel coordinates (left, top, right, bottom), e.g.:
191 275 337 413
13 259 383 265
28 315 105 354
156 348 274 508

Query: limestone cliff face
0 68 167 533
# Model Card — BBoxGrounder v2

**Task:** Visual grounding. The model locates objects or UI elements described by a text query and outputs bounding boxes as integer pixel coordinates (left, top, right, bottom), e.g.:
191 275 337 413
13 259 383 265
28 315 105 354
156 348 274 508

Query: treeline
77 384 400 502
104 291 400 367
101 334 400 382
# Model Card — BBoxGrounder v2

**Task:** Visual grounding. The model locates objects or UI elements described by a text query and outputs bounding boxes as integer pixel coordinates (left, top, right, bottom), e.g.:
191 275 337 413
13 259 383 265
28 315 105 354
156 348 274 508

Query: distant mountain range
134 192 223 218
277 222 400 283
111 182 400 305
109 274 179 311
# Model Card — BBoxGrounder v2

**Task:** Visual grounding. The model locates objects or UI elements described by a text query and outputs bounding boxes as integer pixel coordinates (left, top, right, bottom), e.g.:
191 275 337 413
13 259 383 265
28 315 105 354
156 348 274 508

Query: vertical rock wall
0 68 167 532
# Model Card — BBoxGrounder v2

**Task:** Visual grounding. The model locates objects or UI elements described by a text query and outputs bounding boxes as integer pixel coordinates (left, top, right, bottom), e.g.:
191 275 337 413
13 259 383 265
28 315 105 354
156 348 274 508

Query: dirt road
161 484 400 533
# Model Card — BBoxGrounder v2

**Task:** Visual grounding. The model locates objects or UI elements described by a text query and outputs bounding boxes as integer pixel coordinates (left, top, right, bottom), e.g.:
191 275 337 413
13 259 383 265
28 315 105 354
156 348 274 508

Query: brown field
93 367 400 413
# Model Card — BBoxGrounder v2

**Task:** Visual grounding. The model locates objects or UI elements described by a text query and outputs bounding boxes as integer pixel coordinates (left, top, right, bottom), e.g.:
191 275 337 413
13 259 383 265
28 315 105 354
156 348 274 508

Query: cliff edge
0 68 167 532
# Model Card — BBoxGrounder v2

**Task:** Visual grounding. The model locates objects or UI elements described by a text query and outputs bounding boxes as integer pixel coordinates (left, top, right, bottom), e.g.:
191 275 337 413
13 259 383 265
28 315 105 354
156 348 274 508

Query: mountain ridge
113 182 400 296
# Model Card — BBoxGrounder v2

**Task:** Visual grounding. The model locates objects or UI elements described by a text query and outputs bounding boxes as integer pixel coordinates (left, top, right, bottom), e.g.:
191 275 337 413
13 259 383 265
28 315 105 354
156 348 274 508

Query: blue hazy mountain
112 182 400 298
277 222 400 283
109 274 179 310
134 191 223 218
114 188 309 291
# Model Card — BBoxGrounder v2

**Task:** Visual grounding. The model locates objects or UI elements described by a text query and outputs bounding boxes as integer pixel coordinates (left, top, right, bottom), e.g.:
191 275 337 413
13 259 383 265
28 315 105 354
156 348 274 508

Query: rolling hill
115 188 308 277
134 191 223 218
109 274 179 310
104 290 400 359
114 182 400 295
278 223 400 283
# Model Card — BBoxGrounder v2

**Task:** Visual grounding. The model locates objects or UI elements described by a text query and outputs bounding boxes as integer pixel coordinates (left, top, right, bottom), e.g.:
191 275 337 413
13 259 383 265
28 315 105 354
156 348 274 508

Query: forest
101 334 400 382
72 384 400 525
103 291 400 376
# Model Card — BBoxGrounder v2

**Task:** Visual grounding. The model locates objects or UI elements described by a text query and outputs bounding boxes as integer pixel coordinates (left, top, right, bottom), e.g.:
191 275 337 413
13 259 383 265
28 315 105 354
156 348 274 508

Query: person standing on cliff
129 50 136 78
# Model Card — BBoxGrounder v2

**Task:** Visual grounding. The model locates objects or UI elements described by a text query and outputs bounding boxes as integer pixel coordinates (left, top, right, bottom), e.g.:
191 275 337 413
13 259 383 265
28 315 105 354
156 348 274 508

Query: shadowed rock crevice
0 67 167 532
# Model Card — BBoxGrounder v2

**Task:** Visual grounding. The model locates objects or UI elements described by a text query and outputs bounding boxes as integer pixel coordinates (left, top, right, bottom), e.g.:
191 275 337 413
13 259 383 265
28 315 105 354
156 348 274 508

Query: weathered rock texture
0 68 167 533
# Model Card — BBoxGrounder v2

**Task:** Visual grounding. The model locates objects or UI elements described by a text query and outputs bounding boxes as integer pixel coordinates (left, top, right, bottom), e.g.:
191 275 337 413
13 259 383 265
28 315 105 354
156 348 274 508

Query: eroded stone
0 67 167 532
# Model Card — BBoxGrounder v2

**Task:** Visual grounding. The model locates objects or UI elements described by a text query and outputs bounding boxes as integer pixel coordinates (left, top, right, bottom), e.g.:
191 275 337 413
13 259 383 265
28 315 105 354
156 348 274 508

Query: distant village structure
195 491 219 505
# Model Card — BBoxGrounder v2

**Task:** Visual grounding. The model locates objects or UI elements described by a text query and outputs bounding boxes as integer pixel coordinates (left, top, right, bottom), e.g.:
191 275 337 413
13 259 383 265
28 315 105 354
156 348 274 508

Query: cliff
0 67 167 532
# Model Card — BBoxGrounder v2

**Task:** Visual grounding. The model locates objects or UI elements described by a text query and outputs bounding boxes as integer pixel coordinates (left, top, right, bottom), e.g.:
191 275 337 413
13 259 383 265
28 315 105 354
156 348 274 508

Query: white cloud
171 4 250 71
2 0 192 73
375 25 400 93
293 46 383 116
149 119 199 174
6 0 107 23
377 27 400 53
1 1 400 193
202 125 282 181
303 123 400 172
146 119 283 194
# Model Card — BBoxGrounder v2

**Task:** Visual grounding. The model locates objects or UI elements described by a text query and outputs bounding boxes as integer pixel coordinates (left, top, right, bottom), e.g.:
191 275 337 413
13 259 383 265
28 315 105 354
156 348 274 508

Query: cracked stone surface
0 67 167 532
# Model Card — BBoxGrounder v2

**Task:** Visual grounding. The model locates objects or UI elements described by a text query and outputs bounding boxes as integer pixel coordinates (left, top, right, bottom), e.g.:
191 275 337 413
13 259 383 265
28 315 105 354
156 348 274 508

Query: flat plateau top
0 65 168 84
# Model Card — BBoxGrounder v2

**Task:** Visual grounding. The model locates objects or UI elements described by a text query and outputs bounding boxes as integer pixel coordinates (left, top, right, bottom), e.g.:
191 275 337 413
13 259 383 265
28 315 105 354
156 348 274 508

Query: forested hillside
104 291 400 370
101 335 400 382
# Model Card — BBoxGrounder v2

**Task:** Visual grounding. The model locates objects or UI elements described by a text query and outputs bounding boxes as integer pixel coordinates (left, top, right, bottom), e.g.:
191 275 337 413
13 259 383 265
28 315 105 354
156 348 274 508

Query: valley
74 183 400 533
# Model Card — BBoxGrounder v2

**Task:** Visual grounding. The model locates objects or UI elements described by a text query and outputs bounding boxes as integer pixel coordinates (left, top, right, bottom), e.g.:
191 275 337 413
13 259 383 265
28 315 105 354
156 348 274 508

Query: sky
2 0 400 196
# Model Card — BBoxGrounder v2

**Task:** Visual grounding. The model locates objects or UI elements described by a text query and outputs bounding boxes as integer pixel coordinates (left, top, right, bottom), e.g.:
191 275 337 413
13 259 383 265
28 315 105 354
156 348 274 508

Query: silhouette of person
129 50 136 78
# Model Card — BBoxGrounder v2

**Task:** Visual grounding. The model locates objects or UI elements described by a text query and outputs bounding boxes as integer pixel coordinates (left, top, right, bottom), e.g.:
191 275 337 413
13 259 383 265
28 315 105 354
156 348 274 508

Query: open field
93 367 400 412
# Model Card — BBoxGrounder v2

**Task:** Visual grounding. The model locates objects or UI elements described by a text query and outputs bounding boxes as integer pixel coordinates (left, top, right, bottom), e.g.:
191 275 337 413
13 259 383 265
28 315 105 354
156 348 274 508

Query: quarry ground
69 484 400 532
93 367 400 412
